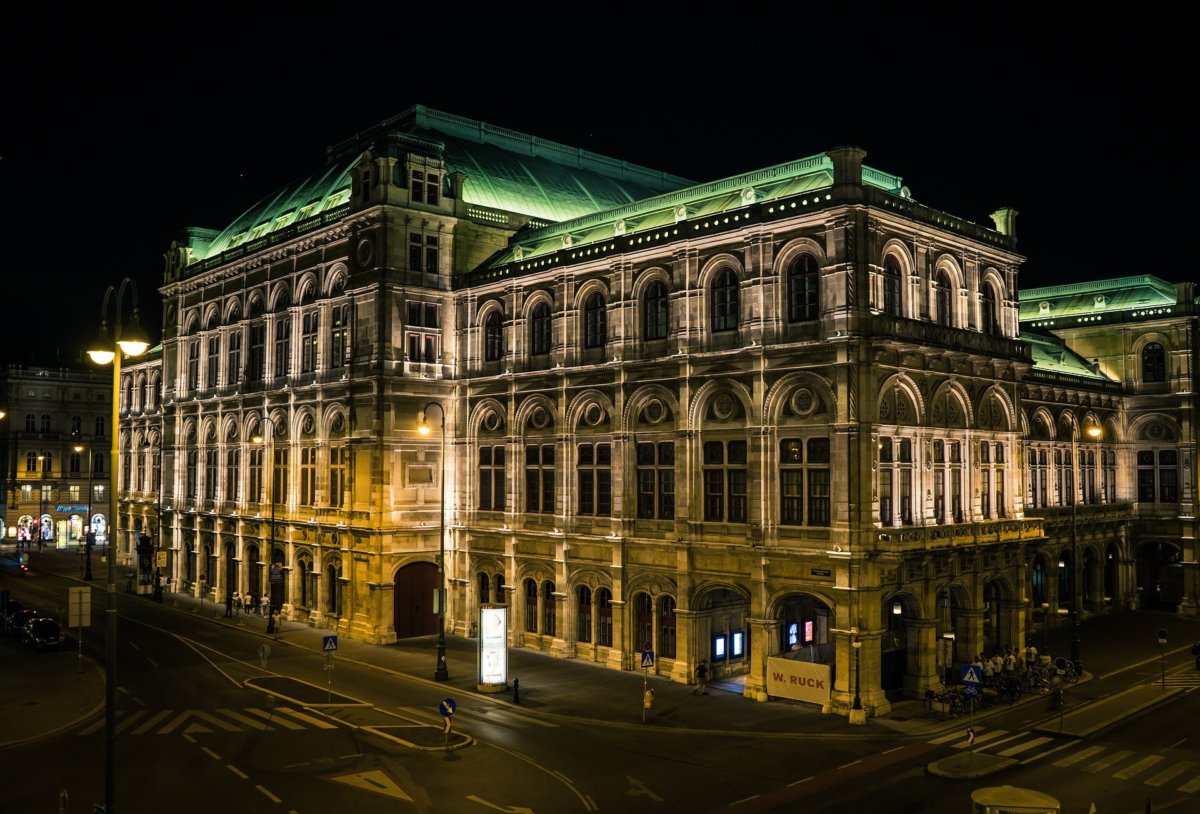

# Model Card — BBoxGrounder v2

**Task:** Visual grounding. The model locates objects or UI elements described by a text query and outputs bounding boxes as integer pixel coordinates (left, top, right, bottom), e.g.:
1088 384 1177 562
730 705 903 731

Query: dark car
22 617 62 650
7 608 37 638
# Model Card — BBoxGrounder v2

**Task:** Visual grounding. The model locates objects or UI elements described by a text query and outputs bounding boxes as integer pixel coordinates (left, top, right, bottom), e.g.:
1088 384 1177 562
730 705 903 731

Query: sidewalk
6 545 1200 757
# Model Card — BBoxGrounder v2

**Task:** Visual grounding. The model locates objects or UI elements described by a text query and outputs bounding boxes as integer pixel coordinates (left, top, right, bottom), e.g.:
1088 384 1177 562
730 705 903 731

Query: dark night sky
1 10 1191 367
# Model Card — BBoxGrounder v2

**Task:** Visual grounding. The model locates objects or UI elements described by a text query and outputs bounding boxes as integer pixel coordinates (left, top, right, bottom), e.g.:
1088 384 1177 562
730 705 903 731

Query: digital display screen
732 631 744 657
713 634 727 660
478 606 508 685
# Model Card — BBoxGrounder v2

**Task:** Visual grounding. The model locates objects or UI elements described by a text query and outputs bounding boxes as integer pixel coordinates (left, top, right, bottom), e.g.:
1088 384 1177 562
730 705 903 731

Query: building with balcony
115 105 1196 717
1 364 113 547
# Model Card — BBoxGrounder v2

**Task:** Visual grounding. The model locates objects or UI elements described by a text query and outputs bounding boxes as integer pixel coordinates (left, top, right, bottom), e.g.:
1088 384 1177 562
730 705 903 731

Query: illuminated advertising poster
477 605 508 690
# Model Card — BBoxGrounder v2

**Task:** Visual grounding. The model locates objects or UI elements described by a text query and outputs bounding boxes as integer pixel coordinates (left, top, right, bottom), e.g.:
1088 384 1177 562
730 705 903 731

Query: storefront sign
477 605 508 687
766 656 831 706
56 505 89 513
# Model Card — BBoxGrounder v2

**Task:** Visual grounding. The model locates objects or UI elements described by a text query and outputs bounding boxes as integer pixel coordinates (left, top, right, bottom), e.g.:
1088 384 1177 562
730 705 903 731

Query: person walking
261 592 271 620
693 660 709 695
232 591 241 617
243 591 253 617
224 591 234 618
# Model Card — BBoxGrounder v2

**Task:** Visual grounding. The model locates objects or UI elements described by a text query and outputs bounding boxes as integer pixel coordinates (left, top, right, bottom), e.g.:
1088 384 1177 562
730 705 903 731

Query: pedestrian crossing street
930 728 1200 794
77 706 339 737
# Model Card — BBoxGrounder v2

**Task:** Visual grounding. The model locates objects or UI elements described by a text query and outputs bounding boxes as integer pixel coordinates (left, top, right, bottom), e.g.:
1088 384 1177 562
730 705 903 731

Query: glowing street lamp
87 276 149 814
1069 423 1103 675
418 402 449 682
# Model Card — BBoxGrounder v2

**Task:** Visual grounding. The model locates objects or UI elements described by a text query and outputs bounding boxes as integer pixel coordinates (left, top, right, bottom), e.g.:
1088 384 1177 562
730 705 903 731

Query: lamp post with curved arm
87 277 150 814
418 401 449 682
1070 423 1103 676
73 436 94 580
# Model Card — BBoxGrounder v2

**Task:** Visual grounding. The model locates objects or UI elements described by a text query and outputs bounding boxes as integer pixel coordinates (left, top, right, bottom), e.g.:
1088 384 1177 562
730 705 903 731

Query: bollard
642 687 655 723
513 677 520 704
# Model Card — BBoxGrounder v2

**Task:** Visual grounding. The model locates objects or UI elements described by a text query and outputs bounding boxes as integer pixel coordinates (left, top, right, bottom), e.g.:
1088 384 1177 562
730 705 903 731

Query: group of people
968 643 1054 680
224 590 274 620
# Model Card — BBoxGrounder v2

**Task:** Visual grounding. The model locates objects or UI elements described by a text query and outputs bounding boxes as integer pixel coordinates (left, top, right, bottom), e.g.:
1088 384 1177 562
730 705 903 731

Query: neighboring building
1018 276 1199 623
1 364 113 547
117 105 1197 718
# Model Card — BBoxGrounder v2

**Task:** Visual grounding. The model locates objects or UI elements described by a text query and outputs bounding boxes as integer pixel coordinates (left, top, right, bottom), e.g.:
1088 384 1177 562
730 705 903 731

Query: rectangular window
329 446 346 508
479 446 506 511
409 233 422 270
227 330 243 384
207 337 220 388
577 443 611 516
248 447 263 503
301 312 319 373
525 445 555 514
410 169 439 205
187 341 200 391
703 440 747 523
274 317 291 378
330 304 350 370
981 469 991 519
1160 450 1179 502
247 323 266 383
272 448 289 507
225 449 240 503
405 302 440 363
300 447 316 506
205 450 218 500
186 450 198 499
1137 468 1157 502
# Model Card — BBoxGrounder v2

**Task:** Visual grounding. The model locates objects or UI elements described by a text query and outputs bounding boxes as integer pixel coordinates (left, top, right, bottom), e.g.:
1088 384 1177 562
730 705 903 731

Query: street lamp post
418 402 449 682
849 626 864 724
1069 423 1103 676
74 438 94 580
87 277 150 814
36 455 45 550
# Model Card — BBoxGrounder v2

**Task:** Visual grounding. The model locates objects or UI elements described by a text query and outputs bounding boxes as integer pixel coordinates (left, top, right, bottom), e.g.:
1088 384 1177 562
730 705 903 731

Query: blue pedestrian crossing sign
641 649 655 669
323 635 338 653
961 664 982 684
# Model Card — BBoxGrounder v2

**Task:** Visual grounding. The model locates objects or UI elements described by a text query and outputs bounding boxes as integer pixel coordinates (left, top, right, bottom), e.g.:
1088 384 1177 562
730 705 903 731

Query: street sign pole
1158 628 1168 690
323 635 338 702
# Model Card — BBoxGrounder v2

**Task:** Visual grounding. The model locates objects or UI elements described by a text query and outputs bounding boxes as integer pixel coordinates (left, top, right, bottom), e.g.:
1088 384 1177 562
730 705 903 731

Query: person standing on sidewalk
261 592 271 620
243 591 253 616
693 660 709 695
224 592 234 618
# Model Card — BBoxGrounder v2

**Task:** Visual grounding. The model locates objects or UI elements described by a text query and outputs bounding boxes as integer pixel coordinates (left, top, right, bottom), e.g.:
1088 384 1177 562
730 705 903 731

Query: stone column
743 617 779 702
908 618 939 696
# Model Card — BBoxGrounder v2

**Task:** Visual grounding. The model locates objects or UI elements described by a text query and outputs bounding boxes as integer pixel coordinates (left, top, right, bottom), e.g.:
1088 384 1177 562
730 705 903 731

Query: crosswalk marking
998 736 1053 757
114 710 147 735
79 711 121 737
1113 755 1164 780
130 710 174 736
1085 750 1134 774
1054 746 1105 767
1179 773 1200 794
276 707 338 729
218 708 271 730
1146 760 1194 787
246 708 304 730
931 729 977 745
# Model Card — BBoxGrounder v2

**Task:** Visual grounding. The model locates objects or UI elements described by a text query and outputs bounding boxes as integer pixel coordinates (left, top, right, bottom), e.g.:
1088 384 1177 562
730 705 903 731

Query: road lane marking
278 707 338 729
787 777 813 787
182 733 196 744
256 785 282 803
883 746 905 754
730 795 760 805
1114 755 1165 780
79 712 121 736
837 760 861 770
1055 746 1105 767
129 642 139 651
247 708 304 730
1085 750 1134 773
218 708 271 730
147 658 158 668
1145 760 1194 786
330 770 413 801
1170 738 1189 748
226 764 249 780
1178 773 1200 794
998 736 1053 757
130 710 174 735
201 747 221 761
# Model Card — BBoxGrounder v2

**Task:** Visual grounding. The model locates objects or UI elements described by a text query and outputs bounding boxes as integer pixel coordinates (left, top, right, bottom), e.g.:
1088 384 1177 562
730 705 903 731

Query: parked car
22 617 63 651
7 608 37 638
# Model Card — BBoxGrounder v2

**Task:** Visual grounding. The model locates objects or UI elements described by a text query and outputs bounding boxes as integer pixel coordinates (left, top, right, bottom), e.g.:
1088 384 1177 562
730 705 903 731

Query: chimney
449 172 467 200
827 146 867 199
990 207 1019 238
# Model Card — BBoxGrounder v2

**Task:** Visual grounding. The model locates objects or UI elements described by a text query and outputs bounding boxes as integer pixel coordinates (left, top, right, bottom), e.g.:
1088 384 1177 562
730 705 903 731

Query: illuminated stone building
116 106 1197 717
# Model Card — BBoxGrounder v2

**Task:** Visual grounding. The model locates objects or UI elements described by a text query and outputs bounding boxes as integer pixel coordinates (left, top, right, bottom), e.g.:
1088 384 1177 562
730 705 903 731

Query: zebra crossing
930 727 1200 794
78 706 338 736
1159 672 1200 688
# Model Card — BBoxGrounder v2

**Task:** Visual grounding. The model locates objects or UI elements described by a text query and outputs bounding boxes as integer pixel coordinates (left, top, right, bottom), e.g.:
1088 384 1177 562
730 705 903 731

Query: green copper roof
1018 275 1177 323
485 154 909 269
1022 331 1112 380
192 106 694 264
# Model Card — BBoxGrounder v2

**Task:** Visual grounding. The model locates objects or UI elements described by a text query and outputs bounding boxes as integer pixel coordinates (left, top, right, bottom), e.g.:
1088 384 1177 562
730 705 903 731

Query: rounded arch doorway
395 562 438 638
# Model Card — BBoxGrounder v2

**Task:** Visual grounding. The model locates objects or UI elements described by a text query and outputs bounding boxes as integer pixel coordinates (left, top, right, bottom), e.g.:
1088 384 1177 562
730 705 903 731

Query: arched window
40 414 51 433
1142 342 1166 383
659 595 677 658
583 293 606 348
643 281 668 341
711 268 739 332
541 580 556 636
530 303 551 356
596 587 613 647
577 585 592 643
883 256 902 317
934 271 953 327
478 572 490 604
524 578 538 632
787 253 820 322
484 311 504 362
981 282 999 336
